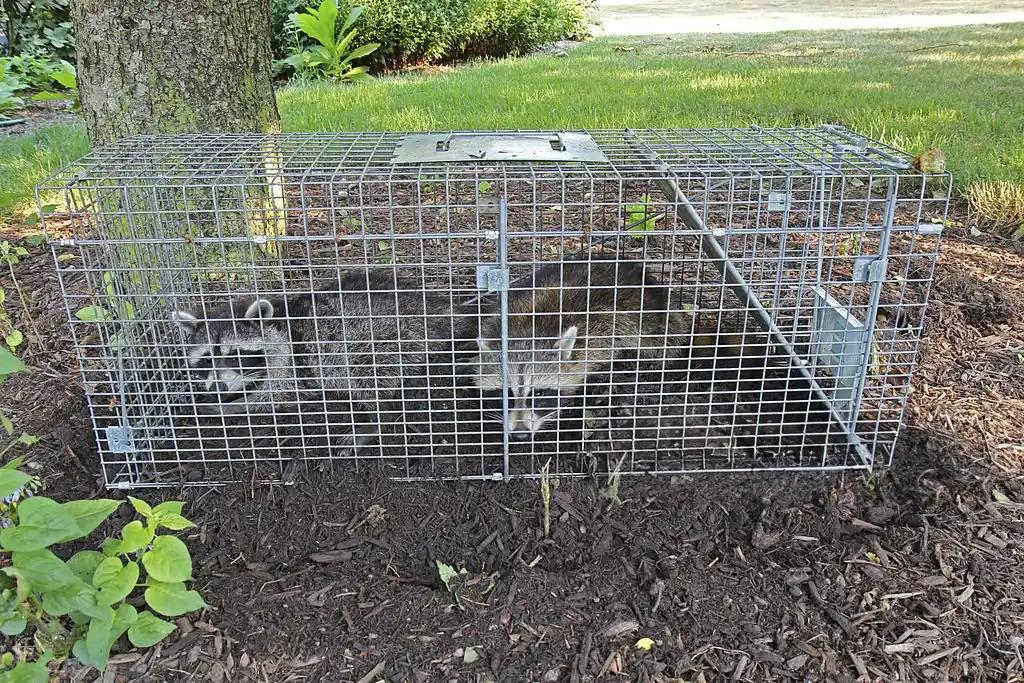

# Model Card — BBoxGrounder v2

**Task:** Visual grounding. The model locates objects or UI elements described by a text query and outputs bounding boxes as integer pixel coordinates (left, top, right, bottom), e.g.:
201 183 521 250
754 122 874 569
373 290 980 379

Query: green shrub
1 54 70 92
0 0 75 62
269 0 595 70
276 1 380 82
0 60 26 115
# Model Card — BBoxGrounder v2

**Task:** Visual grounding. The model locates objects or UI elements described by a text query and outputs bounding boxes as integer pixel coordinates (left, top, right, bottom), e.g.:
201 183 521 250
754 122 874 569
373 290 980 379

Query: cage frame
38 126 949 488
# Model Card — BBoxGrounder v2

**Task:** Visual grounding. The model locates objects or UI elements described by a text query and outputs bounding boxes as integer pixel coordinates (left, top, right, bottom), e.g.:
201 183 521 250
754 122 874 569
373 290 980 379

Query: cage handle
435 132 567 154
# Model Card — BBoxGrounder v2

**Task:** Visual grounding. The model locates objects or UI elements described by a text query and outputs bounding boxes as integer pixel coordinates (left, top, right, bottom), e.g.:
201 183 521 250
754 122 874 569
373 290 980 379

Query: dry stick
540 459 552 539
355 661 385 683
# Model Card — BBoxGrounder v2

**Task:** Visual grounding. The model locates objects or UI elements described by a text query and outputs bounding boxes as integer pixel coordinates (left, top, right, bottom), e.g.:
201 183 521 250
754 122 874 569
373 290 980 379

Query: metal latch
393 132 610 164
105 426 136 454
476 265 509 292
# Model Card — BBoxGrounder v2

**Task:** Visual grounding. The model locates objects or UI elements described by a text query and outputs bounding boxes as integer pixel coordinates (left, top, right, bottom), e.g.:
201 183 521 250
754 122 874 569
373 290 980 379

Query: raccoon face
170 298 291 410
473 325 585 436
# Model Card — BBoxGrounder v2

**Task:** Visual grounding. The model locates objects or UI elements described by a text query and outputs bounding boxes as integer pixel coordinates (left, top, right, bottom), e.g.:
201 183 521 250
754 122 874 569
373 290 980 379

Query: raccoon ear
243 298 275 320
170 310 199 333
555 325 578 361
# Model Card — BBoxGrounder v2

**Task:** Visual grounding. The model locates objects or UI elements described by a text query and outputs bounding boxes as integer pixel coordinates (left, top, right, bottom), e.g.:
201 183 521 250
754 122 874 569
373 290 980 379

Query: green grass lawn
3 22 1022 225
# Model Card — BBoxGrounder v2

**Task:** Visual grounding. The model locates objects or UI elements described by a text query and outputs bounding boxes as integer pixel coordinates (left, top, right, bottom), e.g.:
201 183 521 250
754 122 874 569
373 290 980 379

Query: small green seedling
600 454 626 509
417 174 437 194
435 560 468 593
375 240 395 264
23 205 57 228
625 194 659 236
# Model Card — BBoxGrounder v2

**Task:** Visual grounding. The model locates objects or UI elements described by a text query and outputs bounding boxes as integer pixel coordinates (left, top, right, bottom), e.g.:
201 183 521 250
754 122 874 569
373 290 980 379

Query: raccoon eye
235 350 266 371
531 389 561 409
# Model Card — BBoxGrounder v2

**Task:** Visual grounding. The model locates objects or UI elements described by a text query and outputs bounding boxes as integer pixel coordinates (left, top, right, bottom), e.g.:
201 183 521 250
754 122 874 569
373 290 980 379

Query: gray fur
170 269 466 443
466 258 693 436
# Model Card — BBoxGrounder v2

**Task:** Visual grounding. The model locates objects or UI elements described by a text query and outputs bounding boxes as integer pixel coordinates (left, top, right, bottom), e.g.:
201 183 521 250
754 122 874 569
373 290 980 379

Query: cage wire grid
37 127 948 489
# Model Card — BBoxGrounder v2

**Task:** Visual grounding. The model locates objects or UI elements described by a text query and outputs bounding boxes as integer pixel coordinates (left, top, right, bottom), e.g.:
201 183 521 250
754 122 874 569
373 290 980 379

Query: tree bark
73 0 281 147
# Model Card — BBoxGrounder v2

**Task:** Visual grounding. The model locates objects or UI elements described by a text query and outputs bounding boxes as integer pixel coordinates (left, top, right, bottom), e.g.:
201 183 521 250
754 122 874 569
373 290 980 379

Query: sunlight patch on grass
0 123 89 220
3 23 1023 229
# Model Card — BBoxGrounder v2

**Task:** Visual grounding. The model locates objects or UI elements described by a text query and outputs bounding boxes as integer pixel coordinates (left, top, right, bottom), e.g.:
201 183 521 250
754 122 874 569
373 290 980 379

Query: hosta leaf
41 580 100 618
74 306 109 322
0 347 26 375
61 499 121 540
0 616 26 635
0 496 79 551
127 610 176 648
94 558 140 606
0 469 30 500
0 661 49 683
67 550 106 584
118 520 153 554
11 549 79 592
111 602 138 640
127 496 153 518
152 501 184 517
144 581 206 617
155 514 195 531
141 535 192 583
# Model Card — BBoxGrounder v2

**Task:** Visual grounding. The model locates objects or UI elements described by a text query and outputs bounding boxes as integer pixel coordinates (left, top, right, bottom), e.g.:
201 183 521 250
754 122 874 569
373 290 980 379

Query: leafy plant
1 54 66 92
1 0 75 62
0 469 206 677
278 1 380 82
0 59 26 115
0 242 38 351
0 289 24 354
375 239 395 265
0 349 36 478
48 60 76 99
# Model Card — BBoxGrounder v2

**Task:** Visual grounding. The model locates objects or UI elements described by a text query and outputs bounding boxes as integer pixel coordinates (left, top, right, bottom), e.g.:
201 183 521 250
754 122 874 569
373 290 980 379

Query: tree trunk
73 0 281 147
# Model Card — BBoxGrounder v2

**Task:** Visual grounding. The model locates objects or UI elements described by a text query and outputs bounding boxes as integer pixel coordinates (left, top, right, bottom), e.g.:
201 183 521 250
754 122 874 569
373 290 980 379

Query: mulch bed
0 97 77 137
1 206 1023 682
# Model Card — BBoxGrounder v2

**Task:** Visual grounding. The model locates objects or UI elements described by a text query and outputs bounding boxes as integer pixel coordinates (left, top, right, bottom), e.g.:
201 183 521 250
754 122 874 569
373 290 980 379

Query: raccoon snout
508 409 554 437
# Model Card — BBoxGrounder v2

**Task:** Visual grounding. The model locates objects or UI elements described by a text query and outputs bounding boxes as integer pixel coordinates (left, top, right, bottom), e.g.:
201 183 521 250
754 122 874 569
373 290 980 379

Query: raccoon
465 257 700 440
170 268 468 448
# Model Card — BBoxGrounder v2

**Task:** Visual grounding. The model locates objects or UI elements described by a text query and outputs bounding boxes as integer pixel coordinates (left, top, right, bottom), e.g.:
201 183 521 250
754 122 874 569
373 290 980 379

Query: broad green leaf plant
0 457 205 679
280 1 380 83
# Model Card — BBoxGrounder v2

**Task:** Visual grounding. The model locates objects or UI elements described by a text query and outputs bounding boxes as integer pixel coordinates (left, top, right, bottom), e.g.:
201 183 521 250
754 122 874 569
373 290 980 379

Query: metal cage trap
38 127 948 488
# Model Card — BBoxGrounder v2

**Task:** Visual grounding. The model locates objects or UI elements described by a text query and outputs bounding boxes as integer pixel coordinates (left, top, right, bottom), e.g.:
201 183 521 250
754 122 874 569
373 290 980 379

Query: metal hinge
105 426 136 454
867 257 888 282
851 256 889 283
476 265 509 292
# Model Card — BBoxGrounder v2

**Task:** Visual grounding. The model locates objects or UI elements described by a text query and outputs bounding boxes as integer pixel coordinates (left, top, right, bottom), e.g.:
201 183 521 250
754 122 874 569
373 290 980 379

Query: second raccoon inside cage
165 251 833 468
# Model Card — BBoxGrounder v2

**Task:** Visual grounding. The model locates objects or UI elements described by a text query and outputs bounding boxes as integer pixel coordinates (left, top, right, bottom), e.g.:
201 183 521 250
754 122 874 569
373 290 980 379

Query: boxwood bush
272 0 595 71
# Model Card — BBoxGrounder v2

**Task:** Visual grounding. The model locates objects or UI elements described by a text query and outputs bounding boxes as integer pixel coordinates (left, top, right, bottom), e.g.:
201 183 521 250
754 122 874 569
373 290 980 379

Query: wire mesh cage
38 127 948 488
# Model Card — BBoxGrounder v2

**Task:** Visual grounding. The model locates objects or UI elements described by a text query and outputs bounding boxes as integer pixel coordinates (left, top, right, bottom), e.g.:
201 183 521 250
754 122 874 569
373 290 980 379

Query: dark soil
1 209 1024 683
